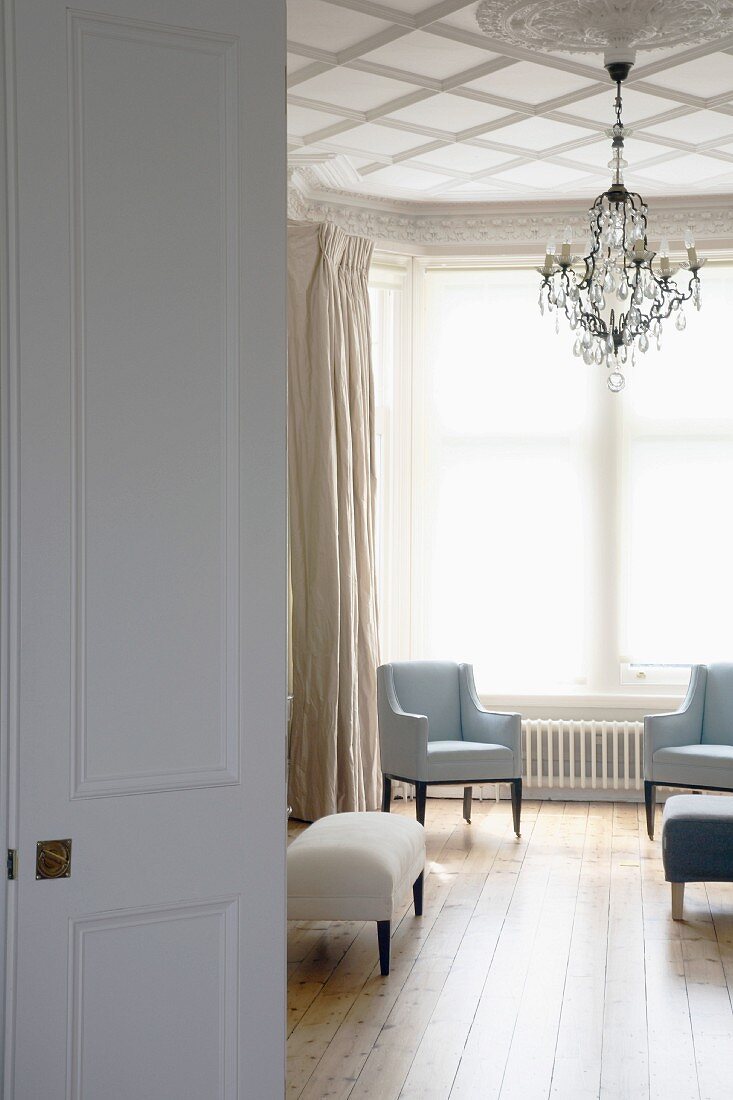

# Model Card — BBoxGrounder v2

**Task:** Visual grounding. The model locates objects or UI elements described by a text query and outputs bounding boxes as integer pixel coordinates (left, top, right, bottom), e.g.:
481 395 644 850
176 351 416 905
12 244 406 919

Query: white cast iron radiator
522 718 644 798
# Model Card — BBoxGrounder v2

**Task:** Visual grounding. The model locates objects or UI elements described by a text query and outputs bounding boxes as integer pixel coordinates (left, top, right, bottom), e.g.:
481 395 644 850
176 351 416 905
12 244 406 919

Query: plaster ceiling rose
475 1 733 63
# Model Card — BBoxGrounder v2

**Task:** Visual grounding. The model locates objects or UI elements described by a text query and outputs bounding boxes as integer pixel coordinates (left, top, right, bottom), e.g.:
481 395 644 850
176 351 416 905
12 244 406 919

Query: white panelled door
1 1 285 1097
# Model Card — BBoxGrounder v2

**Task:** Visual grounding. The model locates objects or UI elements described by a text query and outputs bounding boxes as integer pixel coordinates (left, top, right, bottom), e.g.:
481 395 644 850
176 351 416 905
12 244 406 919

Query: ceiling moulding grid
288 171 733 252
286 0 733 216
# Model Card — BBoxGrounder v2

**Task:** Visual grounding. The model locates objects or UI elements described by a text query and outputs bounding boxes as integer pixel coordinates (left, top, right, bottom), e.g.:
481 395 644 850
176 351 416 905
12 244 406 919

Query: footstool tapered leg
377 920 391 975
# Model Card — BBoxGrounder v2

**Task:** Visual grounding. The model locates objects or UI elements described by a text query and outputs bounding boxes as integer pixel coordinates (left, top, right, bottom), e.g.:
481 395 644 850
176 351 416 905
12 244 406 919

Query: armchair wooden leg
381 775 392 813
645 781 655 840
511 778 522 837
377 920 391 976
412 871 424 917
671 882 685 921
415 782 427 827
463 786 472 824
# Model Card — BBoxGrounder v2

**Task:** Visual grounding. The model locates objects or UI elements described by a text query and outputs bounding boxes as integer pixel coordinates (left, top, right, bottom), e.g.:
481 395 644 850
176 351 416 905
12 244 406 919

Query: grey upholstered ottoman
662 794 733 919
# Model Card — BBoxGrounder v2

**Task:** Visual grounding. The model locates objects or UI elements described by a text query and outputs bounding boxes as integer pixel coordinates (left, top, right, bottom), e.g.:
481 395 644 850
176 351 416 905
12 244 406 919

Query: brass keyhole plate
36 839 72 880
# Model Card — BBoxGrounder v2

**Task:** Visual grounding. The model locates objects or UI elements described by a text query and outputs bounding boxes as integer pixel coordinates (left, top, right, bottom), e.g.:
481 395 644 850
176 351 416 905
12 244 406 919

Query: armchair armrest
377 665 429 780
644 664 706 778
458 664 521 773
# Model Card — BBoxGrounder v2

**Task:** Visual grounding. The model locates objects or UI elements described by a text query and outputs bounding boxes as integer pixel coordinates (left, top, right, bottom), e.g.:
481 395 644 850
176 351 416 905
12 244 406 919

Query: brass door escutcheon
36 839 72 880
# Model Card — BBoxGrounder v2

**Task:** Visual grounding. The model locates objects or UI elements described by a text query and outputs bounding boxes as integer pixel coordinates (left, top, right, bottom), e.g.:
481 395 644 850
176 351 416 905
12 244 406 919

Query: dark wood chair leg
463 786 472 823
511 777 522 837
377 920 391 976
645 780 655 840
415 782 427 826
412 871 424 917
381 775 392 813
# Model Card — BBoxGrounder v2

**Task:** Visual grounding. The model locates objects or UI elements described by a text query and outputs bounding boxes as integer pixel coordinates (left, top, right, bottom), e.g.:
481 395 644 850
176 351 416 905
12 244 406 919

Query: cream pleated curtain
287 220 381 821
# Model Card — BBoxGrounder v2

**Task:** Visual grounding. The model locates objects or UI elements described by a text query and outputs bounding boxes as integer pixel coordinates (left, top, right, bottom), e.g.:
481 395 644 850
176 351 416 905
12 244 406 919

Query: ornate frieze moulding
288 176 733 254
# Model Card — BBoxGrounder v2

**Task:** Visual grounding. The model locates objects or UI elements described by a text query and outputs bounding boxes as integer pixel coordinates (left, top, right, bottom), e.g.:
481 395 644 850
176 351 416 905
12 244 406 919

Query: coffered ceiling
287 0 733 206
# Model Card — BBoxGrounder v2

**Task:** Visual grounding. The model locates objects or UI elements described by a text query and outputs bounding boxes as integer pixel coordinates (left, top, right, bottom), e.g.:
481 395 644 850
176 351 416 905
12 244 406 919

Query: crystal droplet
639 331 649 353
675 311 687 331
618 281 629 301
573 337 582 357
633 284 643 305
594 345 603 365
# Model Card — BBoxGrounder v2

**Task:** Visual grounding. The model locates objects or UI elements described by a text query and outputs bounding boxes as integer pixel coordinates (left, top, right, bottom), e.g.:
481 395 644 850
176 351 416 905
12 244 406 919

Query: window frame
369 252 733 710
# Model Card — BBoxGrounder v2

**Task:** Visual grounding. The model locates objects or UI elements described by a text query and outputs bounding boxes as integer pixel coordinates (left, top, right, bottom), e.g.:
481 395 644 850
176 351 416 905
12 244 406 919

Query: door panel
1 2 285 1096
69 13 240 796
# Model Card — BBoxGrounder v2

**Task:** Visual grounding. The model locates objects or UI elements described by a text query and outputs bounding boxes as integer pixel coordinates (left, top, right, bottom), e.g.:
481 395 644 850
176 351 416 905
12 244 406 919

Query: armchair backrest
702 663 733 744
388 661 462 742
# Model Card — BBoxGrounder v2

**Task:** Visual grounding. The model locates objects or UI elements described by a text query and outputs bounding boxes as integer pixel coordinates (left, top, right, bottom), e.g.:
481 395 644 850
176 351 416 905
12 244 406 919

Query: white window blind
623 262 733 666
417 267 594 692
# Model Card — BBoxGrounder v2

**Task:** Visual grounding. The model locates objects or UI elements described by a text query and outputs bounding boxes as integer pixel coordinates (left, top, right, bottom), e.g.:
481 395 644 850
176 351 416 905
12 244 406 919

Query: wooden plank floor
287 798 733 1100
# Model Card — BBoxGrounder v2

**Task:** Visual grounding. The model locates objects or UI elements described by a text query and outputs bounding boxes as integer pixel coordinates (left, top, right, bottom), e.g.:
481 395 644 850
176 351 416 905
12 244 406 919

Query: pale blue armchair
377 660 522 833
645 663 733 838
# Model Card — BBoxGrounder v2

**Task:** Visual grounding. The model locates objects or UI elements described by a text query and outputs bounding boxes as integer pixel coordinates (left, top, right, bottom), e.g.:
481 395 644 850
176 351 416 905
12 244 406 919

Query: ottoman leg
645 781 655 840
671 882 685 920
463 786 472 823
413 871 424 917
377 920 391 976
381 776 392 813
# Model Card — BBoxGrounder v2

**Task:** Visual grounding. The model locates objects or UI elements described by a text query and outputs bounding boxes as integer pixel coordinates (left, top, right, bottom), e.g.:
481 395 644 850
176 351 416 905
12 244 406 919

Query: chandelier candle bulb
685 230 699 268
659 238 671 277
544 240 556 274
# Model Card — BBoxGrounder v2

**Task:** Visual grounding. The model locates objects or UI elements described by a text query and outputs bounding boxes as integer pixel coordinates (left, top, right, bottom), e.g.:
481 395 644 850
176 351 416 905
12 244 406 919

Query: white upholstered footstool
287 812 426 975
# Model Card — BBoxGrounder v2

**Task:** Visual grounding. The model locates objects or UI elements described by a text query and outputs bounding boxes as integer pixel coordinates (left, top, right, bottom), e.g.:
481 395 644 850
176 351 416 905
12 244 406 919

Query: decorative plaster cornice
288 174 733 252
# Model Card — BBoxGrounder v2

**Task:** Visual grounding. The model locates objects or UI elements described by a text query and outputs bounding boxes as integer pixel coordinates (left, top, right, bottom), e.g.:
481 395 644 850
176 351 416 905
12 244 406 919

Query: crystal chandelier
538 58 704 392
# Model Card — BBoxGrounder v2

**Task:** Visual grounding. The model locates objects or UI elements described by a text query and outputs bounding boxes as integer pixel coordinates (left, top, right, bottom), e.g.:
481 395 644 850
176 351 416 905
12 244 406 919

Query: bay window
370 256 733 701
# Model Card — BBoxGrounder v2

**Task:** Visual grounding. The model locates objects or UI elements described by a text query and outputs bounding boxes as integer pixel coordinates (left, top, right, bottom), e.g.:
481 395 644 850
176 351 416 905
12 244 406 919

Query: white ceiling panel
411 143 514 173
321 122 429 156
642 110 733 145
437 2 489 37
646 53 733 99
288 103 350 139
287 0 733 205
287 52 315 75
364 164 456 190
637 153 733 184
385 92 511 133
293 68 423 112
362 30 497 80
287 0 395 52
492 161 594 189
463 61 597 105
487 116 596 152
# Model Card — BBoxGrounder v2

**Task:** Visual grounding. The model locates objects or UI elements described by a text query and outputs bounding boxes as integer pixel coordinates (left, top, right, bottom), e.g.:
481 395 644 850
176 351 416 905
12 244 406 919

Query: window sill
477 690 685 721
